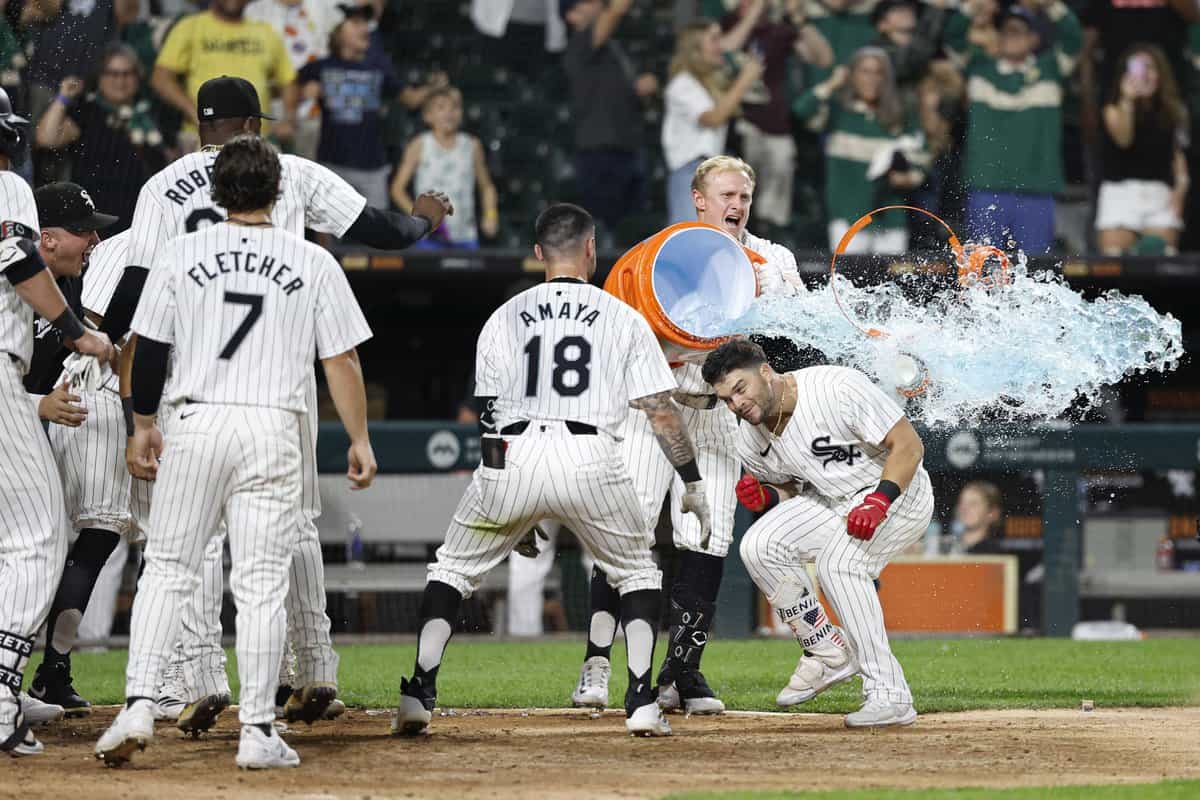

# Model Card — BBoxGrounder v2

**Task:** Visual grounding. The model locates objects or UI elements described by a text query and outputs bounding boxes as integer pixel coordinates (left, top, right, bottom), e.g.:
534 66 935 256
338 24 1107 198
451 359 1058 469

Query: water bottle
346 514 365 569
924 519 942 557
1156 536 1174 572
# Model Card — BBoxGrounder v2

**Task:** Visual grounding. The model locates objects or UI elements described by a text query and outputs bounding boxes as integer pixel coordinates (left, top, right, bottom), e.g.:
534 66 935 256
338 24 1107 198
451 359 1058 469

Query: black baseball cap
197 76 274 122
871 0 918 26
996 5 1036 30
35 182 118 232
337 2 374 19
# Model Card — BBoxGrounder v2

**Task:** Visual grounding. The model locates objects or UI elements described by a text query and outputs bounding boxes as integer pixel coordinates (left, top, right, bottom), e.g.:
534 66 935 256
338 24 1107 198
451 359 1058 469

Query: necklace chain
771 378 791 438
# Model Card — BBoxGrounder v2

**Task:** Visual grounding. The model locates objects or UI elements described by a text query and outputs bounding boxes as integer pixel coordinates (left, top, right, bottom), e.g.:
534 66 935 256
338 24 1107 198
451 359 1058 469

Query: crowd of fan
2 0 1195 256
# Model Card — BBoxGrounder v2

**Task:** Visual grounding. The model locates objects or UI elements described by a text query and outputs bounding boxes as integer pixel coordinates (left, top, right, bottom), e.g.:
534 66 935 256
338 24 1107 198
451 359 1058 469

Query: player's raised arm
629 389 712 544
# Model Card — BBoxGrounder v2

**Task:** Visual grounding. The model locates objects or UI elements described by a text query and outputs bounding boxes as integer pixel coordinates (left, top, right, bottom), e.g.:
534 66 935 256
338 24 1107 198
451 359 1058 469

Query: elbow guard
0 236 47 285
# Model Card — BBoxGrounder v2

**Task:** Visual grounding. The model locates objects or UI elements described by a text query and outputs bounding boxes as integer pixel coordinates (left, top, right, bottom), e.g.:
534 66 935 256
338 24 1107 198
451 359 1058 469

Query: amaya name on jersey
186 248 305 296
518 299 601 328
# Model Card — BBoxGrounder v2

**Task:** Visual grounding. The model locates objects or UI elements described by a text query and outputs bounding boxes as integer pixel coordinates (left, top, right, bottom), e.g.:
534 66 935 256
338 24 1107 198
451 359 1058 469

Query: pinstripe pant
0 360 69 719
48 388 131 535
739 469 934 704
429 424 660 598
621 404 740 556
125 405 301 726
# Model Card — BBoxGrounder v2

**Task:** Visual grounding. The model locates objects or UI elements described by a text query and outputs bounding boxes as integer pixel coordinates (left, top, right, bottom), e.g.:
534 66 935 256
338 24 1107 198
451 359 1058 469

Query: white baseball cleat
1 701 44 757
154 695 185 721
391 679 433 737
776 638 859 707
625 702 672 737
656 682 680 713
236 725 300 770
94 699 156 766
571 656 611 709
18 693 64 726
844 697 918 728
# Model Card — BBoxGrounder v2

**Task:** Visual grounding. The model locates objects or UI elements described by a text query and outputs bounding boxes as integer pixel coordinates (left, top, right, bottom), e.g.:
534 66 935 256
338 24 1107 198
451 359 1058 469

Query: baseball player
96 75 449 733
704 339 933 728
0 88 115 757
95 134 375 769
21 183 121 719
571 156 804 714
394 203 710 739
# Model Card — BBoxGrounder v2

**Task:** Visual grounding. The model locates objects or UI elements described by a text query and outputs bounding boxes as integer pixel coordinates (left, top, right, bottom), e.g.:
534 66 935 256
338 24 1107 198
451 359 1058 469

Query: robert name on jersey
185 247 305 296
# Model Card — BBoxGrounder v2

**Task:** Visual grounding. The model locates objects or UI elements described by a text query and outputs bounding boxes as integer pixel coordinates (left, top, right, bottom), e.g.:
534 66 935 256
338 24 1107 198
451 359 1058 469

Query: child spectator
390 86 498 249
794 48 928 253
662 20 763 224
948 1 1081 254
1095 44 1189 255
297 2 399 207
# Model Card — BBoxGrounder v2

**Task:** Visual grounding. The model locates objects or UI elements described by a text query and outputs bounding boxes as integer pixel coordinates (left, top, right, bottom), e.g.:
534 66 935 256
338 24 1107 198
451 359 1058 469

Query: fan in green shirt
794 46 929 254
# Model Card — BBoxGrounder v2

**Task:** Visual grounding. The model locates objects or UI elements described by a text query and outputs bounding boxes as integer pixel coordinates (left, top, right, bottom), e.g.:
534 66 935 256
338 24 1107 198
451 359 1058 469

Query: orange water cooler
603 222 765 366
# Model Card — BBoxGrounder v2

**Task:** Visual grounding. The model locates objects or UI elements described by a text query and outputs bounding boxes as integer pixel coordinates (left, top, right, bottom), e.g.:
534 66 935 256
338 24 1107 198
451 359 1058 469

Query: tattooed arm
630 390 697 472
630 390 713 546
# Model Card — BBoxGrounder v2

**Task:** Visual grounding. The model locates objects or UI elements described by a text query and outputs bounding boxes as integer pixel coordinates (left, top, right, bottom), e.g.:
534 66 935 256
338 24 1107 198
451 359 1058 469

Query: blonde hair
691 155 756 194
669 21 728 101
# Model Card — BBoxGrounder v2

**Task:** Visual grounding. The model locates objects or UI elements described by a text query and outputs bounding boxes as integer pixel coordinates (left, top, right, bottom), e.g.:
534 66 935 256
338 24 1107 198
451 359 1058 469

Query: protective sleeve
0 236 47 285
343 205 432 250
131 336 170 416
99 266 149 341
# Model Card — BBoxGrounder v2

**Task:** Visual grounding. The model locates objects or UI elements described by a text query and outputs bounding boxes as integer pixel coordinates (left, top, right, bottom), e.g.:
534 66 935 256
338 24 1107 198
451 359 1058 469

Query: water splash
724 257 1183 426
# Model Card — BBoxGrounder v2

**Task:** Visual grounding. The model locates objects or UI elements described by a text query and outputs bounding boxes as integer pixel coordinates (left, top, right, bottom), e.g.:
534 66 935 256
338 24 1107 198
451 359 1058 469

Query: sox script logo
810 435 862 468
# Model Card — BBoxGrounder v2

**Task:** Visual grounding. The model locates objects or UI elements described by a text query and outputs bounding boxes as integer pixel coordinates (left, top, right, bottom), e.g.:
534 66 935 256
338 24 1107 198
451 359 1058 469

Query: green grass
32 637 1200 712
667 780 1200 800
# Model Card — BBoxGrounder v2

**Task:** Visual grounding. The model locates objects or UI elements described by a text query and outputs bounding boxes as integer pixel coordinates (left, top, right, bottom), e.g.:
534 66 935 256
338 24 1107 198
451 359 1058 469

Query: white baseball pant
739 469 934 704
0 359 69 720
124 404 301 727
621 403 740 556
430 424 660 599
48 388 131 536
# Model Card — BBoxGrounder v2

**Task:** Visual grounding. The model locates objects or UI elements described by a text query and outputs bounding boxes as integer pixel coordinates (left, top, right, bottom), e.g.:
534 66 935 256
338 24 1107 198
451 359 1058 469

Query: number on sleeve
522 335 591 397
219 292 263 360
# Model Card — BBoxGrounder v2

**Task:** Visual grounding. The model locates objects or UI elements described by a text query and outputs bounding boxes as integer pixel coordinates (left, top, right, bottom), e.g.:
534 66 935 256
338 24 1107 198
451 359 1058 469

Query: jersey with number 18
477 279 676 439
130 224 371 411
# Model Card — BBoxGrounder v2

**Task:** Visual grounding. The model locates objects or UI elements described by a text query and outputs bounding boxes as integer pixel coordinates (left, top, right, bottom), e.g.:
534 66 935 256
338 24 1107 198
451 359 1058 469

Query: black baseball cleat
283 684 338 725
657 668 726 715
274 684 294 717
29 657 91 718
391 677 435 736
177 692 231 738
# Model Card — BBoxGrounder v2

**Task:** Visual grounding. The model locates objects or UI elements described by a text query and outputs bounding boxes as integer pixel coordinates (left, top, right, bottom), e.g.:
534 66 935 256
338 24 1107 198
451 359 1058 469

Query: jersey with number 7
130 224 371 409
477 278 676 437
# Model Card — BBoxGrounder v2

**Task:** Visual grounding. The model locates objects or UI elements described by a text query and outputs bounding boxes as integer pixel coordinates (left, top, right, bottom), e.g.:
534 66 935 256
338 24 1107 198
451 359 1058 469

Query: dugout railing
315 421 1200 637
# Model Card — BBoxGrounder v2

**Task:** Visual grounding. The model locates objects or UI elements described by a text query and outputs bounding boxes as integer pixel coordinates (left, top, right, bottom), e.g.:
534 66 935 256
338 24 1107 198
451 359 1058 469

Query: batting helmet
0 88 30 157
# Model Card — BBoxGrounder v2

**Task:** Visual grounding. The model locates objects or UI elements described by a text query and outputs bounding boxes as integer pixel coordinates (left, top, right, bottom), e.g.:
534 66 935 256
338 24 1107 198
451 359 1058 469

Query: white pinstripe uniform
429 280 675 598
736 366 934 705
0 172 69 720
123 223 371 726
621 230 803 557
46 231 132 540
125 148 365 699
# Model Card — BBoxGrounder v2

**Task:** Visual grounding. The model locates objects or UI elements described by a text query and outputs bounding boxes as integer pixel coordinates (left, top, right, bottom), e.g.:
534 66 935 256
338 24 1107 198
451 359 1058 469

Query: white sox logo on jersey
811 435 863 468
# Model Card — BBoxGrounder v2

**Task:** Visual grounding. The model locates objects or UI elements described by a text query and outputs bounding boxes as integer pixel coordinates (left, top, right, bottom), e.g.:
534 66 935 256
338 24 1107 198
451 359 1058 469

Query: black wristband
52 308 86 340
762 485 781 511
676 458 702 484
122 397 134 437
875 479 902 503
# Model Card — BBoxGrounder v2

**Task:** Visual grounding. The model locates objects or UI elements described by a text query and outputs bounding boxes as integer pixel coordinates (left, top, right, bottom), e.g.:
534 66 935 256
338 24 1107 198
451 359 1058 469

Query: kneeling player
704 340 932 728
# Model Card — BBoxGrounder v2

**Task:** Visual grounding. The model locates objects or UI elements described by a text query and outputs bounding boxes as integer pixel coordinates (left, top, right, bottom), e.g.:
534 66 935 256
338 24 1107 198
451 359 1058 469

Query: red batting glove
736 474 770 512
846 492 892 540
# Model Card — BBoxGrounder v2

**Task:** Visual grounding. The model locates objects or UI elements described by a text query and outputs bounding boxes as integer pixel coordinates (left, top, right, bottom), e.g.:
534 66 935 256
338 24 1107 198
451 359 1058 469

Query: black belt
500 420 597 436
7 353 18 364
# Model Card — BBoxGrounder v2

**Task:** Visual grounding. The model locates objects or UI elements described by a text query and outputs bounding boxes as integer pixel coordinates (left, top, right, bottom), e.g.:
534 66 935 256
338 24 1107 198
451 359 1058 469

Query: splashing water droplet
729 255 1183 426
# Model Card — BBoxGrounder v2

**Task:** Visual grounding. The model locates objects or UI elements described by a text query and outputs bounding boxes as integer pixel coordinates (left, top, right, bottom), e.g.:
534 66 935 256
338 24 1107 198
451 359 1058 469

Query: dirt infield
11 706 1200 799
